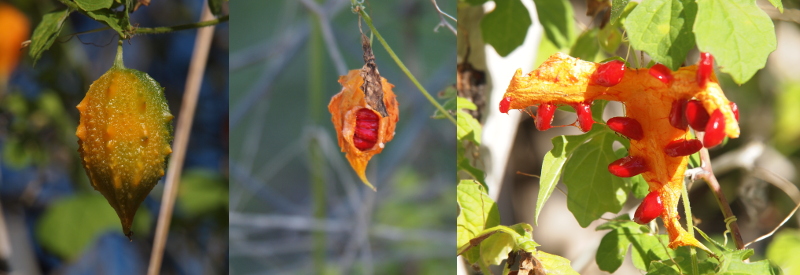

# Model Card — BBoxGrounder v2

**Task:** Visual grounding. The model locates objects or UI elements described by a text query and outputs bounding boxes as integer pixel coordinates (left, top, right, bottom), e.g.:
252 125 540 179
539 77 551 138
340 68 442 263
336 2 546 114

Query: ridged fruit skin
76 46 173 237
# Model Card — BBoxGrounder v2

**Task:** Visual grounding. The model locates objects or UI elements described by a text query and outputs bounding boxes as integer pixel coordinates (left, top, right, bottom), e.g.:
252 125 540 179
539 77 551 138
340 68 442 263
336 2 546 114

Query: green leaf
569 28 600 62
481 0 532 56
178 169 229 218
536 250 580 275
598 24 623 54
596 226 636 272
630 233 675 271
718 249 782 275
432 87 457 119
774 83 800 153
535 129 600 225
647 261 682 275
457 180 500 249
628 174 650 199
208 0 225 16
508 223 539 251
464 0 490 5
35 193 151 260
479 228 516 266
74 0 114 11
766 229 800 274
457 110 482 145
694 0 777 84
457 140 486 188
768 0 783 13
624 0 697 71
532 0 575 49
29 9 73 65
563 130 627 227
610 0 636 26
2 137 32 169
83 9 131 38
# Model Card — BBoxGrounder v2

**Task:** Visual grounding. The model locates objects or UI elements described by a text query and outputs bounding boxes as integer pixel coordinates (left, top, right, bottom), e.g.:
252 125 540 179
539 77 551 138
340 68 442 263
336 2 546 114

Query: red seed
594 60 626 87
500 96 512 114
648 64 673 84
664 139 703 157
697 52 714 87
535 103 557 131
607 117 643 140
354 108 380 150
574 102 594 132
730 102 739 121
703 109 726 148
669 99 688 130
685 100 710 131
634 191 663 224
608 156 647 177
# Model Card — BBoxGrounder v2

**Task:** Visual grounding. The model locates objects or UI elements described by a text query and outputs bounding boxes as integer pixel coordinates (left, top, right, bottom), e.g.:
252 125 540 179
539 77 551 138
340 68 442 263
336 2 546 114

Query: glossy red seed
703 109 726 148
634 191 663 224
664 139 703 157
354 108 380 150
608 156 647 177
669 99 688 130
574 102 594 132
535 103 557 131
697 52 714 87
648 64 673 84
594 60 626 87
500 96 512 114
730 102 739 121
607 117 644 140
685 100 710 131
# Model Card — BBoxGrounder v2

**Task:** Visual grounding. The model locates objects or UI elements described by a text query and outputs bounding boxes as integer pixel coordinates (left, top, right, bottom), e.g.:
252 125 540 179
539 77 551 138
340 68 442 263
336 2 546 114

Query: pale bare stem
744 200 800 248
758 3 800 24
299 0 348 75
146 3 215 274
694 132 745 249
430 0 456 35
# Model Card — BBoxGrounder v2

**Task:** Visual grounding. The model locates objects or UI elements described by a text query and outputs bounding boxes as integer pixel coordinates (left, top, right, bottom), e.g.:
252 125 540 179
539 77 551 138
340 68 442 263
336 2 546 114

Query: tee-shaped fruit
502 52 739 250
76 44 173 238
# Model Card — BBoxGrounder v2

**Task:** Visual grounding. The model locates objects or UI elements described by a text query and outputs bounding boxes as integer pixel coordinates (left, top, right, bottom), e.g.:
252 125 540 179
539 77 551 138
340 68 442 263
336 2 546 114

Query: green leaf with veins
625 0 696 70
481 0 532 56
694 0 776 84
563 129 627 227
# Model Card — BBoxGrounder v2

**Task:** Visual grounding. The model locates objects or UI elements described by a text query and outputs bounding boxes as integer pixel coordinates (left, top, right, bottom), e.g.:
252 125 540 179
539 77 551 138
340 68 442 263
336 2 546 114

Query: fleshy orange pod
76 44 173 238
328 70 399 190
0 3 30 86
502 52 739 250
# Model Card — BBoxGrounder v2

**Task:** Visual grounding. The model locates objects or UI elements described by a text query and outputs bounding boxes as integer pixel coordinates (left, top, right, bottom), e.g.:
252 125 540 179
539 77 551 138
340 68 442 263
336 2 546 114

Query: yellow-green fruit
76 45 173 238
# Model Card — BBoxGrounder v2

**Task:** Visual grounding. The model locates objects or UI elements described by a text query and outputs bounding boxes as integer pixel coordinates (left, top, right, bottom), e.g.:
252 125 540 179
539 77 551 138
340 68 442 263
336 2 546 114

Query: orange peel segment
328 69 399 190
503 52 739 250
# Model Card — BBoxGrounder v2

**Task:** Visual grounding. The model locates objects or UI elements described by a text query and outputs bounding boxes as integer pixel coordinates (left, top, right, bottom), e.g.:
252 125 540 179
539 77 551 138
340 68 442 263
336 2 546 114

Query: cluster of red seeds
354 108 380 151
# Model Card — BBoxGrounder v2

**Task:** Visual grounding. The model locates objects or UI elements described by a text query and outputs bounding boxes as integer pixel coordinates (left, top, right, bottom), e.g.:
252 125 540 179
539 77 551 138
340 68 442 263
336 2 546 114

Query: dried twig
430 0 456 35
695 132 745 249
146 3 216 274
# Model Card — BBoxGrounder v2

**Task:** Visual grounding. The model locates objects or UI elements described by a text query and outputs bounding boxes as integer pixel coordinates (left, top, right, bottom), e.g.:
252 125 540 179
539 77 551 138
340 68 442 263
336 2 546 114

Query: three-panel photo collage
2 0 800 274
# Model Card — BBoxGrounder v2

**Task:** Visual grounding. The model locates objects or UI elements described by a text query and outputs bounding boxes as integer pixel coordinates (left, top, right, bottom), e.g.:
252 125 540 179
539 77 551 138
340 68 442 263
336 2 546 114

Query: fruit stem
135 15 229 35
354 4 457 126
695 131 745 250
113 41 124 69
680 178 700 274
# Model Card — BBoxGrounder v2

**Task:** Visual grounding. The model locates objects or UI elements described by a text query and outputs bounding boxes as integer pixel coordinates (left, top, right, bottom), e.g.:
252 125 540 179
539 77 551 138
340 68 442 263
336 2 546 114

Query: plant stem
135 15 229 35
309 5 328 273
695 132 745 249
146 4 215 275
681 180 699 275
355 7 457 126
